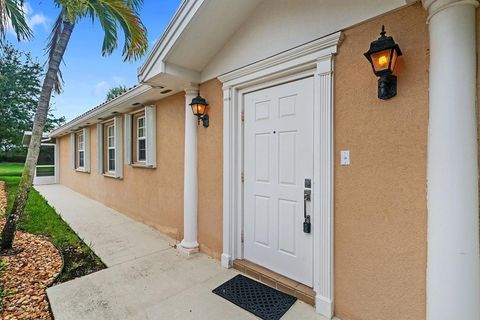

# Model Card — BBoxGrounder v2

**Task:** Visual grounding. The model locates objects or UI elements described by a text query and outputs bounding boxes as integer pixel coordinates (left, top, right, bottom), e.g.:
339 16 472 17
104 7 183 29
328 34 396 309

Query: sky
6 0 182 121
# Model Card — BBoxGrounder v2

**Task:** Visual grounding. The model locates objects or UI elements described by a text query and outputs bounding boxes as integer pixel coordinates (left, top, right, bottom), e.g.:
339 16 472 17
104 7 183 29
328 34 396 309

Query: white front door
244 77 314 286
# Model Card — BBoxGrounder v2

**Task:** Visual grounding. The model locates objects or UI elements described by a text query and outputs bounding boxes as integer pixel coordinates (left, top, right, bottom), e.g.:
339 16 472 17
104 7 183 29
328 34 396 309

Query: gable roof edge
137 0 206 82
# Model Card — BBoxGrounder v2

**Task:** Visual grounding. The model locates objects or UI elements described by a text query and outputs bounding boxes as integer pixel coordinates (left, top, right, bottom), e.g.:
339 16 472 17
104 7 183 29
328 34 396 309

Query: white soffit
165 0 262 72
138 0 262 83
201 0 409 81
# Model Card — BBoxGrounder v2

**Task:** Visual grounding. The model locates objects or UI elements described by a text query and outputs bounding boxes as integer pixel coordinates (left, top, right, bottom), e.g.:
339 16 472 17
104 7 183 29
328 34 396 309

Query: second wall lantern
364 25 402 100
190 95 209 128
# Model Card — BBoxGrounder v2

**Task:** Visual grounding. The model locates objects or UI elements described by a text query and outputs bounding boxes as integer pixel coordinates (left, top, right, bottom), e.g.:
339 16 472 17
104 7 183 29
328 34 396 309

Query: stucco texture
333 4 428 320
58 93 186 241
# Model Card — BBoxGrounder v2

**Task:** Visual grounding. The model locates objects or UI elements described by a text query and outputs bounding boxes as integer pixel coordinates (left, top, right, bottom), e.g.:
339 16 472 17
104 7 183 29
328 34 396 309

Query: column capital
184 84 199 97
422 0 479 21
185 89 198 97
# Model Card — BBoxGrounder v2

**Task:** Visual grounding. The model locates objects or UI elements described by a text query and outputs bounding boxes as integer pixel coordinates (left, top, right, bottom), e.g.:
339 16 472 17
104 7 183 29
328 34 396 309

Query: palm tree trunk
1 21 74 250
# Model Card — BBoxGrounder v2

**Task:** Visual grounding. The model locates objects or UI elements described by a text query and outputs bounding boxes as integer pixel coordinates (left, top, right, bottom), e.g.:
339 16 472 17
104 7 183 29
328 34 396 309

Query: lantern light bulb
378 55 388 66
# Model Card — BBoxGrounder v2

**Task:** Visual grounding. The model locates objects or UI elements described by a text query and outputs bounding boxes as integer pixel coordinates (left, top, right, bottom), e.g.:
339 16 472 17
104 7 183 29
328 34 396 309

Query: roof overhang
137 0 262 86
22 131 50 146
49 84 175 137
138 0 415 87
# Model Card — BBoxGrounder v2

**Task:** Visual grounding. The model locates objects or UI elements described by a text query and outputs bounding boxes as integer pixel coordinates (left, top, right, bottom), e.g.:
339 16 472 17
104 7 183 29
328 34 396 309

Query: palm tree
0 0 32 41
0 0 148 250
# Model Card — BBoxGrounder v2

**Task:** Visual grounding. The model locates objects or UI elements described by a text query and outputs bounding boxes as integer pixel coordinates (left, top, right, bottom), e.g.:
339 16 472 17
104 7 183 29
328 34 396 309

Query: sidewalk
36 184 326 320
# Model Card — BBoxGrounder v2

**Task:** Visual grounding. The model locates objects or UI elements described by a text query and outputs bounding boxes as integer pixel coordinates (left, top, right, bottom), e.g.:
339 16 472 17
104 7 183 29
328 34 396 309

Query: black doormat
212 274 297 320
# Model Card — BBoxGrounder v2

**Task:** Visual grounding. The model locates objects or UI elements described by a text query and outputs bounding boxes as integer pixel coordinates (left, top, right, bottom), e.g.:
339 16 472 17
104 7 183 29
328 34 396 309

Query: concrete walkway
37 184 327 320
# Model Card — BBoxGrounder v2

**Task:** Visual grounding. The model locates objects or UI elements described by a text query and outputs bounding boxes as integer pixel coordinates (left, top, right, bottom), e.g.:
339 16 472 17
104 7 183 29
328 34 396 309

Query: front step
232 259 315 306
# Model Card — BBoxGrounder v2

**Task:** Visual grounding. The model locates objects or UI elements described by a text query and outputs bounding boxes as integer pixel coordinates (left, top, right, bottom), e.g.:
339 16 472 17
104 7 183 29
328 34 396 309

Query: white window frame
107 124 115 174
136 115 146 163
125 106 156 168
77 132 85 169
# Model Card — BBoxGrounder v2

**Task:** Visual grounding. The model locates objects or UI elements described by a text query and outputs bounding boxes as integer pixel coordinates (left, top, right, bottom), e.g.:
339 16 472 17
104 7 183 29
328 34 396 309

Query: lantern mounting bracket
198 114 209 128
378 74 397 100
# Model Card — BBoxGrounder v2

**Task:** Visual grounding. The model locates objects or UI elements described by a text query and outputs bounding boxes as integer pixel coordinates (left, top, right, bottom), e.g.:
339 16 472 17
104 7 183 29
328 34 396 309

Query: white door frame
219 32 342 318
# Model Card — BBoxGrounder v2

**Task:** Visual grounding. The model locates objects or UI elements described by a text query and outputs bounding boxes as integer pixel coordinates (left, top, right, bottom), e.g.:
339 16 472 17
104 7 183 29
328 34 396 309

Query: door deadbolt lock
305 178 311 189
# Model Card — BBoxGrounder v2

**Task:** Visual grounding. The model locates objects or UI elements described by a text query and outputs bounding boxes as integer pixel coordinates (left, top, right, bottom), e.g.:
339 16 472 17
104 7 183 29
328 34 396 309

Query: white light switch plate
340 150 350 166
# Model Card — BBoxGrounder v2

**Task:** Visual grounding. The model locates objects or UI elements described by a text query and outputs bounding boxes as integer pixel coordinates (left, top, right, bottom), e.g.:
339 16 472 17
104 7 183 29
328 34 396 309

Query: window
107 124 115 173
124 106 156 168
77 132 85 169
98 117 122 178
137 116 146 162
71 128 90 172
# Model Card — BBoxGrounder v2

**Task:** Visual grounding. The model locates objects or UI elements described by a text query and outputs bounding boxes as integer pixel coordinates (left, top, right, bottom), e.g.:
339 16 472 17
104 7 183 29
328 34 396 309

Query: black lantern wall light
364 25 402 100
190 95 209 127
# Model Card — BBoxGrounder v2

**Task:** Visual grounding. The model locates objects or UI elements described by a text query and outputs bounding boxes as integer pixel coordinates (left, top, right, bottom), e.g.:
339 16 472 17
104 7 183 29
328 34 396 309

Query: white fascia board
49 84 152 138
137 0 206 82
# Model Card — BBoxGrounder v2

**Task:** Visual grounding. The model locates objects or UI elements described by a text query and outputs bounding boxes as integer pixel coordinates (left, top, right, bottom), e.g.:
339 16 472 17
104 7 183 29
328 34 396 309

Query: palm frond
85 1 119 57
86 0 147 61
0 0 33 41
126 0 143 12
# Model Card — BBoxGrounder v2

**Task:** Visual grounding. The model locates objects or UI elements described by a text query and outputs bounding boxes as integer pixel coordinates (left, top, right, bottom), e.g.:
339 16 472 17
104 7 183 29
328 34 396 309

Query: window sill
130 163 156 169
75 168 89 173
103 173 121 179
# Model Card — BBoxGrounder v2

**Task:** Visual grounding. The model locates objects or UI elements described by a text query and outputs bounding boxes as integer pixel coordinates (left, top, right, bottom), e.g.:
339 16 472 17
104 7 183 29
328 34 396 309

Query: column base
178 240 199 256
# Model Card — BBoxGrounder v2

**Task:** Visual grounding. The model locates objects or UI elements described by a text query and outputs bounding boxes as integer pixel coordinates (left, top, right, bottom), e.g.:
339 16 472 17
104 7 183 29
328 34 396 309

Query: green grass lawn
0 163 23 176
0 163 105 286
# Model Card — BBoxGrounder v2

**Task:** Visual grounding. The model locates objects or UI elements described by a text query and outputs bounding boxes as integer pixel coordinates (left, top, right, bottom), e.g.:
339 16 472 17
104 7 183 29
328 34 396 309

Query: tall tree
0 43 66 155
106 84 128 100
0 0 148 250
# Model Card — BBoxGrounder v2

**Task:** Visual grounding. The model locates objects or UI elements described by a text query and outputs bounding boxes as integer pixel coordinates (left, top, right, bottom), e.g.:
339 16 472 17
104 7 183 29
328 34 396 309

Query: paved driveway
37 184 327 320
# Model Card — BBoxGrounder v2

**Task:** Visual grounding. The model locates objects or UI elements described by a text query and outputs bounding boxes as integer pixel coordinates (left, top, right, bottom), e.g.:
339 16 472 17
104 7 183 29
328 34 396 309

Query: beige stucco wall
58 93 186 241
334 3 428 320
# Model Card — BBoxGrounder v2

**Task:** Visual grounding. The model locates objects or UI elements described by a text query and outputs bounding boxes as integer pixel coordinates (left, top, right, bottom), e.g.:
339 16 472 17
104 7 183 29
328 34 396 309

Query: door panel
244 77 314 286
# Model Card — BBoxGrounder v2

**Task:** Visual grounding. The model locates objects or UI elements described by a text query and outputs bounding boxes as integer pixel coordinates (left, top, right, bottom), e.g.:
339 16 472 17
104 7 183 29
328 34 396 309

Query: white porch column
422 1 480 319
180 88 200 254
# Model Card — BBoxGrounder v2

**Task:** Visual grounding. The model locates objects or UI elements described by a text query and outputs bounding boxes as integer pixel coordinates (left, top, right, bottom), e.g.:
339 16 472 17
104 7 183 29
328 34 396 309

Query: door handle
304 190 311 234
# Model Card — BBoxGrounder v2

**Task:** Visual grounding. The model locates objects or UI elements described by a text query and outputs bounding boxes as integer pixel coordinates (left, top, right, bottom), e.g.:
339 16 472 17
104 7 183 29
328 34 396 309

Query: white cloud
94 81 109 96
28 13 49 31
22 2 33 15
6 2 50 37
94 76 129 98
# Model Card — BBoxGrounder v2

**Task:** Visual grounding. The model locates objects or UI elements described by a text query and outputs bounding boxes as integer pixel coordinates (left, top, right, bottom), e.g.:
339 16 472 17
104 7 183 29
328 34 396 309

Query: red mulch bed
0 183 63 320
